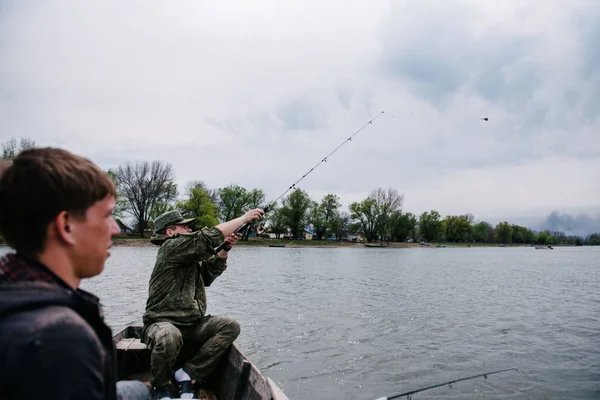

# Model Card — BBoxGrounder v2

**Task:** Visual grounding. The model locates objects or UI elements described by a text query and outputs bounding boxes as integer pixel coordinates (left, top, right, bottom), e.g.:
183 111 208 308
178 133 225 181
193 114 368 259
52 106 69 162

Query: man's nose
110 217 120 235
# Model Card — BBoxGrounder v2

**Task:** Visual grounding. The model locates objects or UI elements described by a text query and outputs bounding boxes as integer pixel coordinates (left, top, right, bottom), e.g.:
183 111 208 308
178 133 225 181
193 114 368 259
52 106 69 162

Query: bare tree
1 137 37 160
349 188 404 242
115 161 177 236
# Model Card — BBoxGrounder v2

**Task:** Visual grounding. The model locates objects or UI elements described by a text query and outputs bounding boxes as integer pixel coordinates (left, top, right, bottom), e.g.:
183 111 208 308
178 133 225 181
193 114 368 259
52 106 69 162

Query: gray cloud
0 0 598 225
538 211 600 236
276 95 329 131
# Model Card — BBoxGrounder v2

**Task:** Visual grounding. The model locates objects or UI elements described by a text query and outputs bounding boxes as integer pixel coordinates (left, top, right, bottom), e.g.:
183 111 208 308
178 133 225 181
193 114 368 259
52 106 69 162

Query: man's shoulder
2 303 101 347
0 305 109 400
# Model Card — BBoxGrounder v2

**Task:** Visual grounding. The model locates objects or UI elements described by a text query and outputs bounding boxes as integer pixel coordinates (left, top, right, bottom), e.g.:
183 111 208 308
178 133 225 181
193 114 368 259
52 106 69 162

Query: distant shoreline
0 238 587 249
108 238 578 249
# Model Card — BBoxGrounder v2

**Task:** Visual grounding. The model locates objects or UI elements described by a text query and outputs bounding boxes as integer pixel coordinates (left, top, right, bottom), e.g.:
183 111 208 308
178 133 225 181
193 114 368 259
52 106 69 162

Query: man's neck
37 247 80 289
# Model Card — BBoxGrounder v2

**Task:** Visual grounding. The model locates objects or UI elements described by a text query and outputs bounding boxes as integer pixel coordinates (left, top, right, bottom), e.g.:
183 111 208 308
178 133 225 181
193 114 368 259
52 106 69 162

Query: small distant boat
113 325 289 400
364 243 388 248
535 245 553 250
268 244 287 248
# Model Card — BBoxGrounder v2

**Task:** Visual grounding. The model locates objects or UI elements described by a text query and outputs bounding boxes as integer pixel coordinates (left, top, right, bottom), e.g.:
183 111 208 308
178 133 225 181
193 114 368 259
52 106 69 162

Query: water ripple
3 245 598 399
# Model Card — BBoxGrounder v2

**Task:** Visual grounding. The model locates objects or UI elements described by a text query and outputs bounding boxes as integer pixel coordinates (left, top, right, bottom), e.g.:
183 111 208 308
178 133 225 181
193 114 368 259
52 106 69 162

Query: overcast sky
1 0 599 233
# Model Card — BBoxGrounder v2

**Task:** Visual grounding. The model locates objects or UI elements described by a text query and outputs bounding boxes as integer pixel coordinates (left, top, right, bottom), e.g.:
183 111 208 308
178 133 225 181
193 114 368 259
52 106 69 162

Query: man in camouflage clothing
142 208 264 400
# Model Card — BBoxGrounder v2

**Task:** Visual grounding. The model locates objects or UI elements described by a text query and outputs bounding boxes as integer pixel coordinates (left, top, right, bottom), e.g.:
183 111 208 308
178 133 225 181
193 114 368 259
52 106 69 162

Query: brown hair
0 147 117 255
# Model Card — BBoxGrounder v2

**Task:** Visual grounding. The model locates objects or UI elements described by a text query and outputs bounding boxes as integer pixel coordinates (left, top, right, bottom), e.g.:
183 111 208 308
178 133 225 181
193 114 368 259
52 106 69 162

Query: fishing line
213 110 386 252
270 110 385 205
374 368 518 400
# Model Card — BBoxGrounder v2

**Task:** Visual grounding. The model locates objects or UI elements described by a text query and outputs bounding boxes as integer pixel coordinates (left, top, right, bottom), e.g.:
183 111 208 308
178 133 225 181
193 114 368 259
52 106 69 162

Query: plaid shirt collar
0 252 103 318
0 252 69 288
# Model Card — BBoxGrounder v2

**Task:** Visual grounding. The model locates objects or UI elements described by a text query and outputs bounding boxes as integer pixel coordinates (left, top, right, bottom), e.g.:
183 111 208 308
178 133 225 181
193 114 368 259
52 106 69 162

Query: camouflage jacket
142 227 228 327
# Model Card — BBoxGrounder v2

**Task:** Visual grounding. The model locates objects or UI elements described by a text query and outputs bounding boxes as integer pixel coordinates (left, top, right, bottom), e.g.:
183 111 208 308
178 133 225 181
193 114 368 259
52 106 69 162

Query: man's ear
54 210 76 245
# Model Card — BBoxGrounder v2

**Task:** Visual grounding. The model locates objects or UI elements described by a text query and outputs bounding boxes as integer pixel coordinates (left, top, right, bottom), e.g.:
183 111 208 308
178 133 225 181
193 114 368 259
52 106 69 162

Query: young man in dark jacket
0 148 148 400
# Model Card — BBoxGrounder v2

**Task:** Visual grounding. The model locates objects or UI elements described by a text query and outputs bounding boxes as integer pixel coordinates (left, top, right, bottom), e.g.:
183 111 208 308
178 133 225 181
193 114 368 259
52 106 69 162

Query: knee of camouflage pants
219 317 241 344
143 322 183 387
204 316 240 348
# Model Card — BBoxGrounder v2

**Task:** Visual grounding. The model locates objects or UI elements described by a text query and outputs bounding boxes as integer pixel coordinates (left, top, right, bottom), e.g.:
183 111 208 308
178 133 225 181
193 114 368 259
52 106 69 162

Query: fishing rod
373 368 518 400
213 110 386 253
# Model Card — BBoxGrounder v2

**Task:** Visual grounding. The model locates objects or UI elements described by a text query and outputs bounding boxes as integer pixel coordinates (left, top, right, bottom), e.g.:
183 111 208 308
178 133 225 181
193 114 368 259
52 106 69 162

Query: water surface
2 245 599 399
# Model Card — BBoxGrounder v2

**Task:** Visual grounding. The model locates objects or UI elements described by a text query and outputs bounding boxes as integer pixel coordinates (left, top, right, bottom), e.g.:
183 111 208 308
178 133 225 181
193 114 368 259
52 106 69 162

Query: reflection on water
2 245 599 399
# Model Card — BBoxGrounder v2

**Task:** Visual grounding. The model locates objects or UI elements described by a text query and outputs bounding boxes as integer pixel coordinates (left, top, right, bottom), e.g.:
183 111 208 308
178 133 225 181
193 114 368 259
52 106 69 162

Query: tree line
105 159 600 245
2 137 599 245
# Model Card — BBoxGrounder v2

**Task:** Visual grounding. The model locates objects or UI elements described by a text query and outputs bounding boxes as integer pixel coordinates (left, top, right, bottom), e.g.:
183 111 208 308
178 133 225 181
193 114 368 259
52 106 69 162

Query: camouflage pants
142 316 240 387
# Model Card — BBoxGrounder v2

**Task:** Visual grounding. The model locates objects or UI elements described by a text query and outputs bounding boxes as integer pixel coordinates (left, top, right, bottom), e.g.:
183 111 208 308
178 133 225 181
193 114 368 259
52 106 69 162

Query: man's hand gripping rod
213 205 271 253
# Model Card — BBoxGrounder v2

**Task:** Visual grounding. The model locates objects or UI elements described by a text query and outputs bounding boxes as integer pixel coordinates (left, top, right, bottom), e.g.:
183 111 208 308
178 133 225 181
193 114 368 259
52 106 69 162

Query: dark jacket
142 227 227 328
0 253 117 400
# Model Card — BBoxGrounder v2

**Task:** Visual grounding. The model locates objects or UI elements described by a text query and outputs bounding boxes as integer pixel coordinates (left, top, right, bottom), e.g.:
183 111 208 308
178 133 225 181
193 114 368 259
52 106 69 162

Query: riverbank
108 238 574 248
0 237 584 249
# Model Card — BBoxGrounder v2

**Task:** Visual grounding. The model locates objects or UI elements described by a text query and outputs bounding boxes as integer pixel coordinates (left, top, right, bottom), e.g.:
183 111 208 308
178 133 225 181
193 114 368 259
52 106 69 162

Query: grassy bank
1 236 580 249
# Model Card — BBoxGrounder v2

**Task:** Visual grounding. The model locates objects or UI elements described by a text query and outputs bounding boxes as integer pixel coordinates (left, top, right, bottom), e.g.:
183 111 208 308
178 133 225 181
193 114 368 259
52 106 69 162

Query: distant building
115 218 133 234
304 229 316 240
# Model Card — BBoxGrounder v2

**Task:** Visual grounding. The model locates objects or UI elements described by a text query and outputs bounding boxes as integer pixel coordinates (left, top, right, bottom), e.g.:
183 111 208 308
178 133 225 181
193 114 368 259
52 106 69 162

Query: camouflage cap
153 210 195 234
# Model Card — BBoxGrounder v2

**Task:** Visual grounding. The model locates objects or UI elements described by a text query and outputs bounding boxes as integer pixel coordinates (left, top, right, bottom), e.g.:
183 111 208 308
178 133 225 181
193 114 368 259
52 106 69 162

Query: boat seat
116 338 148 351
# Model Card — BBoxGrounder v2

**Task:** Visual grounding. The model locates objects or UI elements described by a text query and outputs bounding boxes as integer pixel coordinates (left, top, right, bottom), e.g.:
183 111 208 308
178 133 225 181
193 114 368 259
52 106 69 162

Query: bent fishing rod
373 368 518 400
213 110 385 253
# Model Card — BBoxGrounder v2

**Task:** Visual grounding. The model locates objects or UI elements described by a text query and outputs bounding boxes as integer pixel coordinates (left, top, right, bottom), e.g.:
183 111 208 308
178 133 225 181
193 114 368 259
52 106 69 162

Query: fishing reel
247 205 271 236
213 205 271 253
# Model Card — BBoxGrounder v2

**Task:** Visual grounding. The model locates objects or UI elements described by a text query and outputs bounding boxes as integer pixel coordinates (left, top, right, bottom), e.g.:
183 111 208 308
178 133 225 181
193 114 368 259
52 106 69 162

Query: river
1 245 599 399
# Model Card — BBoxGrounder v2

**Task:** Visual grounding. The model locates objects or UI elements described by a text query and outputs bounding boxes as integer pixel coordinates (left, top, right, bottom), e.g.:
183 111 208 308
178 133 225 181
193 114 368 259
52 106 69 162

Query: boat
268 244 287 248
113 325 289 400
535 245 553 250
364 243 388 248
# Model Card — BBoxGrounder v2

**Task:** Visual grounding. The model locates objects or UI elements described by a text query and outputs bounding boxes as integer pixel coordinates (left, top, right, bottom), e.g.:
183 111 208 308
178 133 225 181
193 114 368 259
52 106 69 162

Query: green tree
389 211 418 242
494 221 513 243
472 221 493 243
178 186 220 228
586 233 600 245
536 231 549 244
525 228 537 244
349 188 403 243
245 188 267 210
419 210 443 242
266 206 288 238
186 180 219 204
321 194 342 234
444 215 472 242
280 189 312 239
218 184 249 222
330 211 351 240
348 221 363 237
308 201 327 239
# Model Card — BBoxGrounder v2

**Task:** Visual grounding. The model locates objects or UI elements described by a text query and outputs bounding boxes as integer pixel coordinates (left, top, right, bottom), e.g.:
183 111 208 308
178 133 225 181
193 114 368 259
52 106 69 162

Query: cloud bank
1 0 598 225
